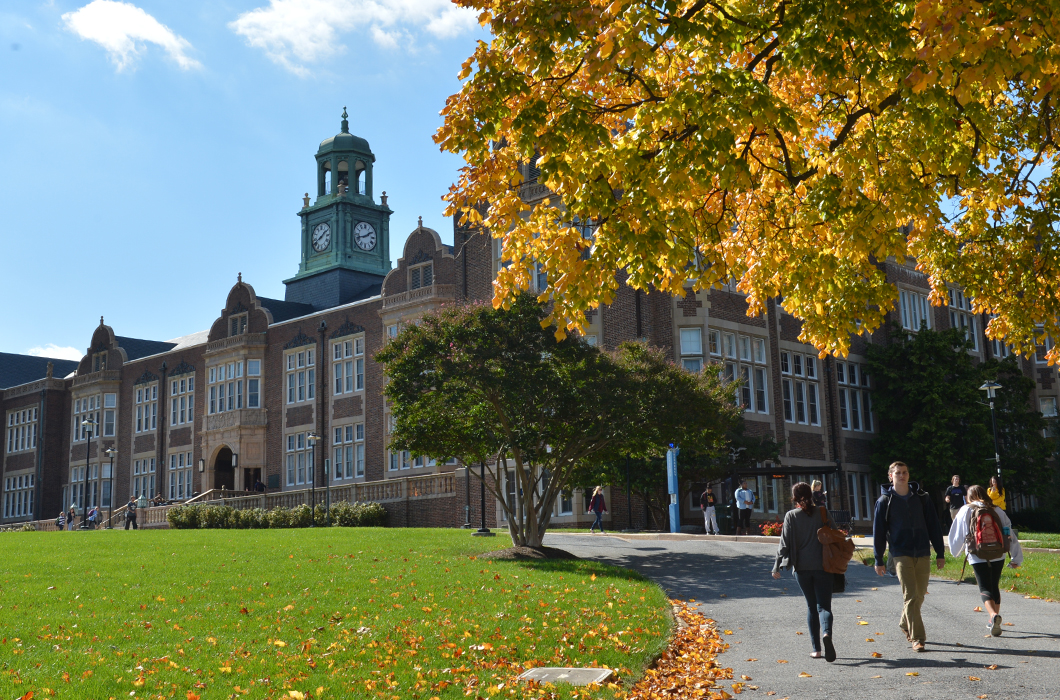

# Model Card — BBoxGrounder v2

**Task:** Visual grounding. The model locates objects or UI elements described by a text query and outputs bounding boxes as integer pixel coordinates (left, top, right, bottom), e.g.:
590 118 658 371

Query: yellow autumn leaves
438 0 1060 359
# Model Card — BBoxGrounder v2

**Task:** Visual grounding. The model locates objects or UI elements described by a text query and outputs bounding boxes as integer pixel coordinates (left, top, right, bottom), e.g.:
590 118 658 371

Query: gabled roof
0 353 79 390
258 298 317 324
114 337 178 362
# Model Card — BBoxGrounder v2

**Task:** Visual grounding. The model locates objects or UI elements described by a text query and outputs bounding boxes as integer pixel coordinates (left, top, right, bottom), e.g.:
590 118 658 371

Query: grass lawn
1017 531 1060 549
0 528 672 699
852 547 1060 602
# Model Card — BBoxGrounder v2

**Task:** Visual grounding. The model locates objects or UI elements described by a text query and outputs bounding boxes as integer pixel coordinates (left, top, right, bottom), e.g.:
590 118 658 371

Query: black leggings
971 560 1005 605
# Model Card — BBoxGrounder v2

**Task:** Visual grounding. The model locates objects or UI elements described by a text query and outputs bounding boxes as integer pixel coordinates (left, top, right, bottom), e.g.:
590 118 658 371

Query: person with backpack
700 485 720 535
55 511 66 530
125 497 138 530
772 482 844 662
587 486 607 534
872 461 946 653
948 484 1023 636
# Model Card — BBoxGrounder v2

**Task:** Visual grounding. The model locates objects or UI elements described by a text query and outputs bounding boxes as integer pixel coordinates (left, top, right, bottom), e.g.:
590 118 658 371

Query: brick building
2 115 1055 531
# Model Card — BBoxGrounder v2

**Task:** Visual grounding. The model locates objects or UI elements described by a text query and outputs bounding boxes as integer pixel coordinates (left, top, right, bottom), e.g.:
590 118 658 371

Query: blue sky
0 0 487 360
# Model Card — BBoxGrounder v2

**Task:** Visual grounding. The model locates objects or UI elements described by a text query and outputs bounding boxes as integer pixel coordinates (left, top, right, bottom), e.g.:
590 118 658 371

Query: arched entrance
214 447 235 491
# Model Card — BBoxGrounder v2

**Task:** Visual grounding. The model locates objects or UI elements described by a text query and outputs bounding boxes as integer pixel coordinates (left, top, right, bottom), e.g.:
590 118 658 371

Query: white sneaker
990 614 1003 637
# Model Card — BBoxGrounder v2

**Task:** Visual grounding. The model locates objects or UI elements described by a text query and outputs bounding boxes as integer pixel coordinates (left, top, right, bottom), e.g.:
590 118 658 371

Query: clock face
312 222 331 252
354 221 376 251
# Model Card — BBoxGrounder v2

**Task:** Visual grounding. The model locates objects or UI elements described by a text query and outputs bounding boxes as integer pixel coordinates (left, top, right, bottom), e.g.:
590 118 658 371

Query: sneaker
990 614 1003 637
912 641 926 652
809 651 823 659
823 635 836 663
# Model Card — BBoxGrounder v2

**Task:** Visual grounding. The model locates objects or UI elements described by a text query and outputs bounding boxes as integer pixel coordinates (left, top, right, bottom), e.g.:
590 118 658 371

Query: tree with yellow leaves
435 0 1060 359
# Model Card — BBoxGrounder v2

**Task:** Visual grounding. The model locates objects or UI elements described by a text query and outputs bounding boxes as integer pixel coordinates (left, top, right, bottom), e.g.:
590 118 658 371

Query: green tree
437 0 1059 359
376 294 738 547
867 327 1053 498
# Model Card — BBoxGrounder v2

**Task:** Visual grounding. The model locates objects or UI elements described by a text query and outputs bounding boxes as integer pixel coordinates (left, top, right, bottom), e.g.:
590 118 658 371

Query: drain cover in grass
517 667 614 685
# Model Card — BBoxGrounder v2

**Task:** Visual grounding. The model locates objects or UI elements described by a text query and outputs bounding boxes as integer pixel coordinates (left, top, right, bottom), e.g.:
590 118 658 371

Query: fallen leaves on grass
621 600 733 699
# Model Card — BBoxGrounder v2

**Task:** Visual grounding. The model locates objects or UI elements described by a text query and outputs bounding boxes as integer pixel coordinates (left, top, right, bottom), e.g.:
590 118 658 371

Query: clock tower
284 108 393 310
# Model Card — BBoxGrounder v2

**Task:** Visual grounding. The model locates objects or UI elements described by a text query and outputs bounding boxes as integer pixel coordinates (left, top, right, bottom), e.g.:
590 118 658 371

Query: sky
0 0 488 361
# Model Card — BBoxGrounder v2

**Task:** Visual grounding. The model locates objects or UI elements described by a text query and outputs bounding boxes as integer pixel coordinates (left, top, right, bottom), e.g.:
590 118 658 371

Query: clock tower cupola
284 108 393 310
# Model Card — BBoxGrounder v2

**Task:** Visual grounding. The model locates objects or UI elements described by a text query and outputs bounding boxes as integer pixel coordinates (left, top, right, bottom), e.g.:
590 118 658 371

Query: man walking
124 496 138 530
700 485 720 535
735 480 755 536
873 461 946 652
945 475 966 524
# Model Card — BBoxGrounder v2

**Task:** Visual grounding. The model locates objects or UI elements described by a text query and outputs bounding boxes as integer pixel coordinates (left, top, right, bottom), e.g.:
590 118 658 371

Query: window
169 375 195 425
333 336 366 395
948 289 978 350
72 395 100 443
285 432 315 486
168 451 194 500
285 350 316 405
900 289 933 331
753 338 766 364
715 333 768 414
534 262 547 292
708 330 720 356
387 324 398 340
838 362 872 432
559 491 573 515
333 423 366 480
5 408 38 454
724 333 736 359
1036 334 1054 364
781 352 819 425
409 262 433 290
1041 397 1058 417
132 458 156 500
2 474 34 519
134 384 158 433
584 334 598 347
680 328 703 373
229 314 248 337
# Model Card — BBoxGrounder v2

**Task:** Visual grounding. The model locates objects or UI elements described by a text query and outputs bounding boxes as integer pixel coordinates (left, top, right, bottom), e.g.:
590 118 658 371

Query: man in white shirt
734 480 755 535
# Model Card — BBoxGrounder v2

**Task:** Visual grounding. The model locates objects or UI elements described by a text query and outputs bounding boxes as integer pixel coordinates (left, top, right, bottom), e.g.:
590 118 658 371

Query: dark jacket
699 491 717 509
589 493 606 513
774 506 830 573
872 482 945 566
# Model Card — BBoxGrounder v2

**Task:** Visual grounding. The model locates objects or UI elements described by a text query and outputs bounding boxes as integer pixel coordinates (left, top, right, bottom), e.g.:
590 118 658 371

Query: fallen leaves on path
620 600 734 699
906 672 919 676
973 606 983 612
798 672 812 678
969 676 982 681
985 664 998 670
871 652 883 658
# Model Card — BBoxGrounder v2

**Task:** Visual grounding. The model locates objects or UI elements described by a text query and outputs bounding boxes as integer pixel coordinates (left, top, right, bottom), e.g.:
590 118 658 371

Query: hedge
166 501 387 530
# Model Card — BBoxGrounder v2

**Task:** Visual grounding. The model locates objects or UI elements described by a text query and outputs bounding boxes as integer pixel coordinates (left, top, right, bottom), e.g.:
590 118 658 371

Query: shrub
267 507 292 529
289 504 314 528
1009 508 1060 534
759 520 782 536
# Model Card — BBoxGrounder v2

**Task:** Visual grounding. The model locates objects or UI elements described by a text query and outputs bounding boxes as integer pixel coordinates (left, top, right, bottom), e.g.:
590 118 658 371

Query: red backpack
965 504 1010 561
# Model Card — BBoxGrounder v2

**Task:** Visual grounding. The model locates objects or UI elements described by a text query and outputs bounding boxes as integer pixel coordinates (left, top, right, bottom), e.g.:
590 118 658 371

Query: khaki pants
895 556 931 643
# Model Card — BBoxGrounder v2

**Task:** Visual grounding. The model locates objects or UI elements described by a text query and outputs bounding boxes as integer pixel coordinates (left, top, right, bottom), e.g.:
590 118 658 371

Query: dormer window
409 262 433 290
230 314 248 337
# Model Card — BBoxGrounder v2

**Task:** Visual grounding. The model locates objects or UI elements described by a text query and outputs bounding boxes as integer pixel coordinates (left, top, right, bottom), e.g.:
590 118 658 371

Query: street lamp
472 461 494 537
979 380 1002 477
104 447 116 528
136 493 148 528
307 433 321 527
81 417 97 529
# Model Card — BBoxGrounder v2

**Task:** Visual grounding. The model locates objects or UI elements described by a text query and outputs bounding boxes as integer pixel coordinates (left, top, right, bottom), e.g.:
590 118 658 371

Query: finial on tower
99 316 104 326
238 272 242 283
418 216 423 228
46 361 54 379
340 106 349 134
303 192 310 208
380 190 388 206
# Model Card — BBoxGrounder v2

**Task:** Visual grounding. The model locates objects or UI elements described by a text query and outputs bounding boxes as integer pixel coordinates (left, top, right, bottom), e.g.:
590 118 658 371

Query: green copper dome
317 107 373 159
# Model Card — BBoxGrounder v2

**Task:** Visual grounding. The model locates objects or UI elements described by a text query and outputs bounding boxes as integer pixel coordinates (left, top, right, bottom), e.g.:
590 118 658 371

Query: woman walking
948 484 1022 636
587 487 607 534
773 482 838 662
811 480 828 508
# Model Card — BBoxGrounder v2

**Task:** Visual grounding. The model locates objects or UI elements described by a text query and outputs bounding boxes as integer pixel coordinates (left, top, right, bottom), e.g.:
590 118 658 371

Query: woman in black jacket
772 482 838 662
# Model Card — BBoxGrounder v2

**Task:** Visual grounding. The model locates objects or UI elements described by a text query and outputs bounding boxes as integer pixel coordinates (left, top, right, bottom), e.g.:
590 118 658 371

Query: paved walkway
544 533 1058 700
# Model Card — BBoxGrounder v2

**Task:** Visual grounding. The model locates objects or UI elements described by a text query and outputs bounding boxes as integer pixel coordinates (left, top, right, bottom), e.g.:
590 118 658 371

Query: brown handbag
817 508 856 574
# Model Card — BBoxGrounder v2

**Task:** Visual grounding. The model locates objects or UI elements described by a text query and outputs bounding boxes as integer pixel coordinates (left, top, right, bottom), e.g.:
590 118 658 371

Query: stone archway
213 446 235 491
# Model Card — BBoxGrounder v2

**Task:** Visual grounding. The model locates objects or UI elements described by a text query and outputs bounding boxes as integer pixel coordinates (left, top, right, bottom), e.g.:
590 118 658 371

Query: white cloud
26 344 83 362
230 0 476 76
62 0 201 71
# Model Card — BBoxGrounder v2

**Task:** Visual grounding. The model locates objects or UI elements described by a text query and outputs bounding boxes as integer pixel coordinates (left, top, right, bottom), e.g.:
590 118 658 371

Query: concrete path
544 533 1059 700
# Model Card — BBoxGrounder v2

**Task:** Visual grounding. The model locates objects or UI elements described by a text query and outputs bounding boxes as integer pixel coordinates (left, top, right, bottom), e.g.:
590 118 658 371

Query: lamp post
81 417 97 528
136 494 148 528
307 433 320 527
104 447 116 528
472 461 494 536
979 380 1002 477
